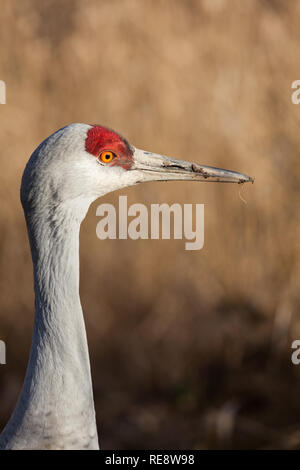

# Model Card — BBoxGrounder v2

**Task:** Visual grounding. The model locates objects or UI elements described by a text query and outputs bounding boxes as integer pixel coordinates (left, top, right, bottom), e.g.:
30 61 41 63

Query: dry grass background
0 0 300 449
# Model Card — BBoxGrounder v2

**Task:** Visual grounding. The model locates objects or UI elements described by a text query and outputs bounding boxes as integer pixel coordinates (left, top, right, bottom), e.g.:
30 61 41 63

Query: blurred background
1 0 300 449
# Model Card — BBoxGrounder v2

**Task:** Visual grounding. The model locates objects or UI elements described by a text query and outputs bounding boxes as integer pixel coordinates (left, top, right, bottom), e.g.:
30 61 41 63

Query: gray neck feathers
0 201 99 450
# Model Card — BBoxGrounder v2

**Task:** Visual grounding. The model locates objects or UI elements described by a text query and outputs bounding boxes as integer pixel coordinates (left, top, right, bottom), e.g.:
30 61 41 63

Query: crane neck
0 199 99 450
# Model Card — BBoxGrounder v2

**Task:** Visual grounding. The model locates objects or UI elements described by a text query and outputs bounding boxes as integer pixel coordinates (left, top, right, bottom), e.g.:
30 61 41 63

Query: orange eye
99 151 115 163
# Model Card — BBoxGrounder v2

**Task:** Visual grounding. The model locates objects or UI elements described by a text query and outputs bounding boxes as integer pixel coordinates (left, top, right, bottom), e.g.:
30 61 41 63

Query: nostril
162 162 185 170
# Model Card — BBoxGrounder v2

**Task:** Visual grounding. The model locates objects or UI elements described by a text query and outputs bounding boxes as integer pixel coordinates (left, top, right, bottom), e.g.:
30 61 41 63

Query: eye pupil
99 151 115 163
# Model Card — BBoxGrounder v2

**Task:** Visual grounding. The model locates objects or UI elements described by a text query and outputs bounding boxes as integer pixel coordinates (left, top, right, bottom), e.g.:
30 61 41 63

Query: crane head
21 123 253 216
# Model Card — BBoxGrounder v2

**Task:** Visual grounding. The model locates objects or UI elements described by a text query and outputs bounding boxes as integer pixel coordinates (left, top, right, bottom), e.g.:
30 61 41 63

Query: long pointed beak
132 148 254 184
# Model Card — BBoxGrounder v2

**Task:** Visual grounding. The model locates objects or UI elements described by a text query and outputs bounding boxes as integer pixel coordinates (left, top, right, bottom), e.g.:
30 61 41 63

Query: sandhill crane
0 124 253 450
